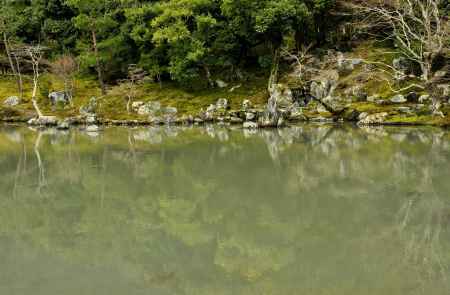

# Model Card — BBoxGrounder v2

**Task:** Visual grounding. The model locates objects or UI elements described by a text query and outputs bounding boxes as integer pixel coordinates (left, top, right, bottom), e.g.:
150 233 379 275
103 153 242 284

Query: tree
16 45 47 118
0 0 23 98
66 0 120 95
354 0 448 81
51 54 78 105
119 64 147 113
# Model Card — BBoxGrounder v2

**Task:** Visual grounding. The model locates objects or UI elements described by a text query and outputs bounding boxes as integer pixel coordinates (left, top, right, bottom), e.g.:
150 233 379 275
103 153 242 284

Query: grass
0 73 269 121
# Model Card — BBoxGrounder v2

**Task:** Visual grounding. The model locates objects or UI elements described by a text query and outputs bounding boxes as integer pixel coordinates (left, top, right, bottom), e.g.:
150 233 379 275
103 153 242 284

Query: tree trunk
92 29 106 95
268 47 280 93
13 54 24 99
2 31 23 98
31 64 43 118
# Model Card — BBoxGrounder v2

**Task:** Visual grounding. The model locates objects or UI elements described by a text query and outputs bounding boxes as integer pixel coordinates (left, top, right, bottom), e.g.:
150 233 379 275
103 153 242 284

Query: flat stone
230 117 243 124
418 95 430 103
245 112 256 121
3 96 20 107
86 125 100 132
390 94 407 104
243 122 258 129
56 121 70 130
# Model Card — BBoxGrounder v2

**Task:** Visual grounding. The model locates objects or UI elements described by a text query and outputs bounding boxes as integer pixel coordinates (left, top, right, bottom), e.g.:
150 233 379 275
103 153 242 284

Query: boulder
28 116 58 126
80 97 97 115
419 94 431 103
367 95 379 102
437 84 450 98
357 112 388 125
3 96 20 107
230 117 243 124
86 114 97 125
390 94 407 104
216 98 228 111
131 101 145 111
49 91 70 106
56 120 70 130
393 57 409 71
86 125 100 133
277 117 286 128
138 101 161 115
215 80 228 88
242 99 251 111
245 112 256 121
243 122 258 129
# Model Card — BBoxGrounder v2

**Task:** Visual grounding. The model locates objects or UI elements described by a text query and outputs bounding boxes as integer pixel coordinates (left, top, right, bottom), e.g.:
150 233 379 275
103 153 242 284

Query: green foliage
1 0 337 86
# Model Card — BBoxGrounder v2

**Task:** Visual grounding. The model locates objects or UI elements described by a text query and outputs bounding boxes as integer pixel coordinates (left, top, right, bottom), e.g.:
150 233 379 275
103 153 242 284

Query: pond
0 124 449 295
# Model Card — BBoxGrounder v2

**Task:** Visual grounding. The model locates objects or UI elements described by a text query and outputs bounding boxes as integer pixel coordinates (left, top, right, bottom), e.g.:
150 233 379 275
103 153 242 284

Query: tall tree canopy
1 0 337 87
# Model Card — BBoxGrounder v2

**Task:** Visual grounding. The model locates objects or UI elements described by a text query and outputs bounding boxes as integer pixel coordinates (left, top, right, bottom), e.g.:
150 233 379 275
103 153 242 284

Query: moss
0 73 268 120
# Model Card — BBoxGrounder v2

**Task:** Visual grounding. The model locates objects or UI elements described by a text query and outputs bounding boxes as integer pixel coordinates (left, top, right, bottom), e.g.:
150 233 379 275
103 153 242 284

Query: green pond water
0 124 449 295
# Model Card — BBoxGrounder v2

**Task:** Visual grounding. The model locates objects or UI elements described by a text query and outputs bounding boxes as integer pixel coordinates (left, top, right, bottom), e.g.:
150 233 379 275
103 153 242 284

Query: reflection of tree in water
0 125 449 294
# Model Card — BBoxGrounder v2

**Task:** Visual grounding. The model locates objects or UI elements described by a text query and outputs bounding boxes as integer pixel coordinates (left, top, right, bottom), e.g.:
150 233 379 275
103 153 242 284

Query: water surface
0 124 449 294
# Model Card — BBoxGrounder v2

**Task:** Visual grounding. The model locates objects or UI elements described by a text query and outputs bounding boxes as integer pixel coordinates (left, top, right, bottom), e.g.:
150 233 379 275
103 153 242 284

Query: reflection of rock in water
164 126 179 138
243 128 258 138
205 125 216 138
4 130 23 143
133 127 163 144
260 130 284 162
217 129 229 142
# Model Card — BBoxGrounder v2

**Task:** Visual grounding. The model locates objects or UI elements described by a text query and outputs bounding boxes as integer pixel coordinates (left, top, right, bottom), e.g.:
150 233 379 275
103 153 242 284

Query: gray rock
149 116 163 125
437 84 449 97
310 116 334 123
434 70 447 79
28 116 58 126
358 112 369 121
49 91 70 106
131 101 145 111
243 121 258 129
357 112 388 125
138 101 161 115
56 121 70 130
86 114 97 125
418 94 430 103
245 112 256 121
216 98 228 111
277 117 286 127
242 99 251 111
3 96 20 107
206 104 216 113
86 125 100 133
367 95 379 102
80 97 97 115
194 118 204 124
390 94 407 104
230 117 243 124
289 110 307 121
180 115 194 124
393 58 408 71
396 106 413 114
163 107 177 115
215 80 228 88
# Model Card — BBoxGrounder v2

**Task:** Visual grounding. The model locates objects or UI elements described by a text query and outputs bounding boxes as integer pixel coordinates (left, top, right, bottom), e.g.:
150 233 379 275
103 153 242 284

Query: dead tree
119 64 147 113
51 54 78 105
15 45 47 117
353 0 448 81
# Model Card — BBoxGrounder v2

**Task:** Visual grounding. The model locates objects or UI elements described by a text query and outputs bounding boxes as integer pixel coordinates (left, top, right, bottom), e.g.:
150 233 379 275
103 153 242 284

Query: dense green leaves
1 0 336 85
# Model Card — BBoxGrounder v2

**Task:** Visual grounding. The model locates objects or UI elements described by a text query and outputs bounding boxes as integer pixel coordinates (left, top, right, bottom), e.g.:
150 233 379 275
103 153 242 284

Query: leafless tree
52 54 78 105
119 64 147 113
352 0 448 81
16 45 47 118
